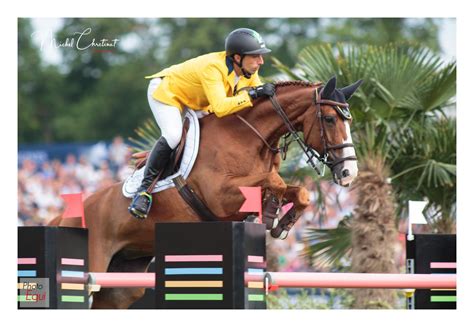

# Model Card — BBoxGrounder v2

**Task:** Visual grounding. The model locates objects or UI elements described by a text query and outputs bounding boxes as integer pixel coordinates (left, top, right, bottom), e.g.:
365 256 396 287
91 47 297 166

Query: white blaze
340 121 358 185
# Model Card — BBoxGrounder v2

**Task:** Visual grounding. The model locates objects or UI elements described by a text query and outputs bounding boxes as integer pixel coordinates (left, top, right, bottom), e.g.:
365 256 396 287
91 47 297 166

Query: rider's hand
248 83 275 99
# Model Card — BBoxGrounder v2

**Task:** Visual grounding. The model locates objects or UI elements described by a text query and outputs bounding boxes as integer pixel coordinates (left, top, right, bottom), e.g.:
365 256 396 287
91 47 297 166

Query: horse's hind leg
270 184 310 239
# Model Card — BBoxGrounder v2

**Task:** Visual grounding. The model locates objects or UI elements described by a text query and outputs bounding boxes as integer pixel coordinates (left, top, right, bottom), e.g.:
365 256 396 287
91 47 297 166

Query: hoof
270 223 290 240
278 230 289 240
264 217 279 230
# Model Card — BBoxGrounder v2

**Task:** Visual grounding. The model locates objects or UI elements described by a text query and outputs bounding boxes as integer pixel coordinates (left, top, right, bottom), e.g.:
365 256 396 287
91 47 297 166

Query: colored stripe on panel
248 294 265 302
61 283 85 291
18 258 36 265
61 270 85 278
165 280 223 288
430 262 457 269
431 295 456 302
165 294 223 301
165 255 223 262
247 268 264 274
61 295 85 303
61 258 85 266
165 268 223 275
248 281 264 289
248 256 264 263
18 270 36 277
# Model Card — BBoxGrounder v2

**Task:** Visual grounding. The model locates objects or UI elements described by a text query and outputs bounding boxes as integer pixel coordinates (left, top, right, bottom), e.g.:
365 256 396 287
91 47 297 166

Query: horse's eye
324 116 336 124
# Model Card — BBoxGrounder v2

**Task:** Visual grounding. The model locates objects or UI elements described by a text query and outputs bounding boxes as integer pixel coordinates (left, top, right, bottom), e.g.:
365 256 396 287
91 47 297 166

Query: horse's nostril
342 169 350 178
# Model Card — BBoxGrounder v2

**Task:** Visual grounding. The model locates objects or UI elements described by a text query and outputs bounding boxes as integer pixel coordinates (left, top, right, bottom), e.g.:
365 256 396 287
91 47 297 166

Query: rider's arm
201 64 253 118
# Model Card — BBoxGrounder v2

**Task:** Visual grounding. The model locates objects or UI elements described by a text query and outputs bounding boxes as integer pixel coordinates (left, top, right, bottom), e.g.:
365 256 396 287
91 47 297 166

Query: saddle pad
122 109 200 198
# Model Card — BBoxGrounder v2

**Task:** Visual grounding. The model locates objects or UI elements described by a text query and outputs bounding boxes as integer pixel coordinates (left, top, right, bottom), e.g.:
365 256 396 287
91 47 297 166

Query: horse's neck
242 86 313 149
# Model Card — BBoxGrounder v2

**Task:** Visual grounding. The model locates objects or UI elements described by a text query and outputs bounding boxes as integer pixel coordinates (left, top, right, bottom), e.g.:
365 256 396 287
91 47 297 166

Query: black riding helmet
225 28 271 78
225 28 272 56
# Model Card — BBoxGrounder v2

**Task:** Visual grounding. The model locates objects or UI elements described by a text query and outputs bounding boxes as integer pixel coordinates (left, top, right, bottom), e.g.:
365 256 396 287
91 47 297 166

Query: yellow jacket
145 51 262 117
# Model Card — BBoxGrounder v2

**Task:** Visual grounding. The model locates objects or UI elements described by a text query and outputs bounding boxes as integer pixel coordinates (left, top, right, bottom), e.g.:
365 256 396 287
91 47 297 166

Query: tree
321 18 442 52
275 43 456 308
18 19 66 143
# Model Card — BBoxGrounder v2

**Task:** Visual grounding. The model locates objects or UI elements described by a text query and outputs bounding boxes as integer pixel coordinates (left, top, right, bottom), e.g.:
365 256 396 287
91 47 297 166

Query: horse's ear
321 76 337 99
340 79 363 100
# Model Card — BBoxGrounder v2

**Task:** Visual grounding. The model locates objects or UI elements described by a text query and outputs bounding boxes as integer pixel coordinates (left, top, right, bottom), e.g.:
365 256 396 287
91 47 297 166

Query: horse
49 76 362 308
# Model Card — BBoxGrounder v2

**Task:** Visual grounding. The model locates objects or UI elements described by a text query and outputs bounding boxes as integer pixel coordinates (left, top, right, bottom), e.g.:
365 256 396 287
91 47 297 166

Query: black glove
248 83 275 99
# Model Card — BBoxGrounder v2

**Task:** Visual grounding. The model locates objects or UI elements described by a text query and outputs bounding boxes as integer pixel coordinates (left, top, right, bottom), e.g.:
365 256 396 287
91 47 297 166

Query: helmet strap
233 54 252 79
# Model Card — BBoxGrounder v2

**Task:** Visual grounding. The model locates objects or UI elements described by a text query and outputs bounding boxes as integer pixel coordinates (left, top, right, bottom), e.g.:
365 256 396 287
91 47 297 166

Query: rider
128 28 276 219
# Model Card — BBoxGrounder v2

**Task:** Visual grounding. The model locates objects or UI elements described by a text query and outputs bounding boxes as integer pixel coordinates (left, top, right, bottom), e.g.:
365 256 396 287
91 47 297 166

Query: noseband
236 85 357 176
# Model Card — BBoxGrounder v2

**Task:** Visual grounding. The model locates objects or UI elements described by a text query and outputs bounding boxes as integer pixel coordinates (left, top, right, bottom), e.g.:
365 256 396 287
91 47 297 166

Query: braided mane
274 80 322 89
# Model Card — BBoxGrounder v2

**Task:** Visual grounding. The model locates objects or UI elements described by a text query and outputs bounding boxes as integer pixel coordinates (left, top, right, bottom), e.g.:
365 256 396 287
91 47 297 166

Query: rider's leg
129 78 183 219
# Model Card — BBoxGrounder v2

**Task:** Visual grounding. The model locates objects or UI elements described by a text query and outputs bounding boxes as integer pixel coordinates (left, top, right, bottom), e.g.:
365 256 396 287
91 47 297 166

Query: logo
18 278 50 308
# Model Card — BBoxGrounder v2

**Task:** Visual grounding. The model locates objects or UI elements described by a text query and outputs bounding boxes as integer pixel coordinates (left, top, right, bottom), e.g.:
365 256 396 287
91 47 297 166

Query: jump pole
89 273 155 288
89 271 456 290
260 272 456 289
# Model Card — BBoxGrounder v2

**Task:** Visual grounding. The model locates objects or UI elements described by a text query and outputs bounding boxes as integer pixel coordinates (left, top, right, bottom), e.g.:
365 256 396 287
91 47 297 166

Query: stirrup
128 192 153 219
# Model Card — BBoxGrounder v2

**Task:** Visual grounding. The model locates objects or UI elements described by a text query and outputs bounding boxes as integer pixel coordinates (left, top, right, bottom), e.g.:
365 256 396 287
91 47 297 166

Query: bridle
236 85 357 176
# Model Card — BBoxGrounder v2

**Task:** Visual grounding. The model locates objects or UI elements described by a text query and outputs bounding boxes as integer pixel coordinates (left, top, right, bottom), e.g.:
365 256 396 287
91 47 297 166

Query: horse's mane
274 80 322 90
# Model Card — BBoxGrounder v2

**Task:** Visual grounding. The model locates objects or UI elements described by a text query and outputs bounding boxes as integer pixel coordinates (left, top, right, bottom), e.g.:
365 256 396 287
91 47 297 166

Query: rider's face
236 54 264 75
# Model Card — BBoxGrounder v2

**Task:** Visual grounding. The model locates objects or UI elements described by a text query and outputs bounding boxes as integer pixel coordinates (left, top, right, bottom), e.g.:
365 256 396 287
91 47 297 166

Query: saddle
128 117 219 222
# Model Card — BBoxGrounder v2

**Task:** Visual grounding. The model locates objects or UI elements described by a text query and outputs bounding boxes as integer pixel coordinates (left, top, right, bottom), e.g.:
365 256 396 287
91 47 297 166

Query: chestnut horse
49 76 362 308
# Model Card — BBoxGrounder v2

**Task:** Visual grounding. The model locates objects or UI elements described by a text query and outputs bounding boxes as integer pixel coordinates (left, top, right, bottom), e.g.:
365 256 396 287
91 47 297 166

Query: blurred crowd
18 136 133 226
18 136 360 271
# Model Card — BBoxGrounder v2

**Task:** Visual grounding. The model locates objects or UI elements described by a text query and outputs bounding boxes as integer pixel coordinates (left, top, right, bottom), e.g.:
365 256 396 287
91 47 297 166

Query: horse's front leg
210 171 287 222
270 184 311 240
240 171 289 230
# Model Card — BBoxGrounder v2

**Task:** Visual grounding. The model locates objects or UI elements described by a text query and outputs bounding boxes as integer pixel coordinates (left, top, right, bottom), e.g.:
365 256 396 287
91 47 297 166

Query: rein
236 84 357 176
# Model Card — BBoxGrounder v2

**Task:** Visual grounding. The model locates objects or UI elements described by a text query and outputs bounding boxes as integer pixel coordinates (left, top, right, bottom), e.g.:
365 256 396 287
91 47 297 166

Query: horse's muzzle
332 163 358 187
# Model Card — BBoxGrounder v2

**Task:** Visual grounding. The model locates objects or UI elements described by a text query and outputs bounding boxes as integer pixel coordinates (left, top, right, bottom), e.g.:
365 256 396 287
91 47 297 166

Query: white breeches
147 78 183 149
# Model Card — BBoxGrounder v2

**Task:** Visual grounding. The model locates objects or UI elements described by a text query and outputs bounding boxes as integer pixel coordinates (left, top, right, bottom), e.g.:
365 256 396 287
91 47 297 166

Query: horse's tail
47 215 62 226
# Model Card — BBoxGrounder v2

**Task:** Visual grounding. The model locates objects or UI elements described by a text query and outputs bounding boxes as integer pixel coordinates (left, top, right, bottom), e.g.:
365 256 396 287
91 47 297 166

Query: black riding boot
128 137 173 219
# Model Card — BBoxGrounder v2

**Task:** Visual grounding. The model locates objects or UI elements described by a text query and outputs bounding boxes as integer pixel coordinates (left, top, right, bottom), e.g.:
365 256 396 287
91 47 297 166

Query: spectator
109 136 130 173
63 154 78 175
88 141 109 168
39 161 55 180
75 155 99 192
117 151 134 181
